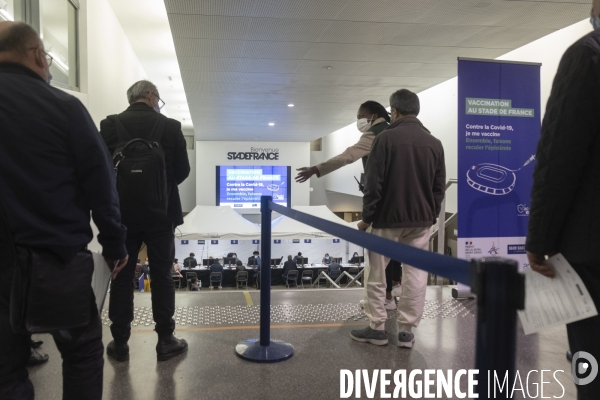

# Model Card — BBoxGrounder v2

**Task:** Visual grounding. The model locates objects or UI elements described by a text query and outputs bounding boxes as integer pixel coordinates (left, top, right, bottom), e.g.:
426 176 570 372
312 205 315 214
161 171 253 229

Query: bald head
0 22 41 56
0 21 49 82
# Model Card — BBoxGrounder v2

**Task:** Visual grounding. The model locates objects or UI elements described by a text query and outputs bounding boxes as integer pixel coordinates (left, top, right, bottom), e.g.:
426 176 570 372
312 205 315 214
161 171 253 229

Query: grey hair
389 89 420 116
126 80 157 104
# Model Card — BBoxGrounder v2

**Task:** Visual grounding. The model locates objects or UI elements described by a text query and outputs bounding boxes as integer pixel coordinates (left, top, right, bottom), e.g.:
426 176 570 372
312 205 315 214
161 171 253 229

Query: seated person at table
328 262 342 280
247 251 260 267
190 277 200 292
172 258 183 278
350 252 361 265
184 253 198 268
293 252 303 264
236 259 245 272
210 258 224 273
282 255 297 280
322 253 332 266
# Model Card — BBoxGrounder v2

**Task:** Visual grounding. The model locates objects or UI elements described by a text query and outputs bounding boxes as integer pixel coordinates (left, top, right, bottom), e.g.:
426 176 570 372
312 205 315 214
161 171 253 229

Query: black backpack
111 114 168 227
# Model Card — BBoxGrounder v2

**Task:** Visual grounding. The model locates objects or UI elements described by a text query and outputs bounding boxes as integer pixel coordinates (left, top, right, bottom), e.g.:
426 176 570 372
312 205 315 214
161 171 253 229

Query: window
41 0 78 90
0 0 23 21
184 136 195 150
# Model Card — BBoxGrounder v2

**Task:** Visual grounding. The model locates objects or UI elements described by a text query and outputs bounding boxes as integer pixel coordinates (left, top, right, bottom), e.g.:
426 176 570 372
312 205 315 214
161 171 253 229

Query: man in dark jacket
0 22 128 399
100 80 190 362
282 256 297 279
526 5 600 398
183 252 197 268
352 89 445 349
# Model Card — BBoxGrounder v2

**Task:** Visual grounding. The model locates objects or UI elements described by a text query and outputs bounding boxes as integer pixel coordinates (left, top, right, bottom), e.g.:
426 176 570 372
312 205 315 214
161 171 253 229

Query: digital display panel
216 166 291 209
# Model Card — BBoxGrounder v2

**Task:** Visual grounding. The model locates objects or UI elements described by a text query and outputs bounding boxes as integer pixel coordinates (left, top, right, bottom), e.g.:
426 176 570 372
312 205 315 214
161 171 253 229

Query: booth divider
235 196 525 399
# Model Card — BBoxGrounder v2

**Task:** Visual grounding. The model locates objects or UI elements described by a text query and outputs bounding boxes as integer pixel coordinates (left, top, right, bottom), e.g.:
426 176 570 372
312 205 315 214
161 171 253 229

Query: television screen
216 166 291 209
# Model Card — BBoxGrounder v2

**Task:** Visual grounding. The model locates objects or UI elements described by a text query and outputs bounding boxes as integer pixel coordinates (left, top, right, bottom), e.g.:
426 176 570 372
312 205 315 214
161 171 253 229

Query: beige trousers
364 226 431 332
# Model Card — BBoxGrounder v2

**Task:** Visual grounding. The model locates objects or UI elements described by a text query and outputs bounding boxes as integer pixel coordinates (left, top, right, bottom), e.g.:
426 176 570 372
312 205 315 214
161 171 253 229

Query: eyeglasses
149 92 166 110
26 47 53 67
43 51 53 67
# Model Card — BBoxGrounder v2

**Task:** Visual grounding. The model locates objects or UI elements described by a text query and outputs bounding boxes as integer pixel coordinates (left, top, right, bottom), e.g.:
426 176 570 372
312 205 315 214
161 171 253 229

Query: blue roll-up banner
457 58 541 278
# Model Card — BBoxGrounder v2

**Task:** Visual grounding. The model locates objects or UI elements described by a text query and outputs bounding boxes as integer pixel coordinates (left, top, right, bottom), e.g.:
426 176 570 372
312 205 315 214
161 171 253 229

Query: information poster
217 166 291 209
457 59 541 271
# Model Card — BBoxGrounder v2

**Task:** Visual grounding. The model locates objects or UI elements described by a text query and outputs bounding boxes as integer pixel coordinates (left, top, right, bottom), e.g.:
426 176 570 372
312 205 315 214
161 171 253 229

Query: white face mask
356 118 372 132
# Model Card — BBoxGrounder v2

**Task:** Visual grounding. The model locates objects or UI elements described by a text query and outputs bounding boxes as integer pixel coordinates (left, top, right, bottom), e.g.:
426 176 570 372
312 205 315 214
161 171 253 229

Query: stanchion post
235 196 294 363
472 258 525 398
259 195 272 346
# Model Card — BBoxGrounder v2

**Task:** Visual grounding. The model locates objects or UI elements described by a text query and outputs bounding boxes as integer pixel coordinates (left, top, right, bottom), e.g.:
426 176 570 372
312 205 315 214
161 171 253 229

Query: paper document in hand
518 253 597 335
91 252 112 314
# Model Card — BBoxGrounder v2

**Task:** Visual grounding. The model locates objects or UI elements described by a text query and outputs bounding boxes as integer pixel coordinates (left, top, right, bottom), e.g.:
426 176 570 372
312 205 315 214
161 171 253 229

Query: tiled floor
28 287 576 400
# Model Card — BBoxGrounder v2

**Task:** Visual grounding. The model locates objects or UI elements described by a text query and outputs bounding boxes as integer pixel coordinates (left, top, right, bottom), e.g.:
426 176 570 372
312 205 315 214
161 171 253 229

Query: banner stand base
452 283 476 299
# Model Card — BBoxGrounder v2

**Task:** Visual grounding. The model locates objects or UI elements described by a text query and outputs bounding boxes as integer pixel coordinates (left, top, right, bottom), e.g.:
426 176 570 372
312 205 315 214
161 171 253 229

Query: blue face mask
591 9 600 29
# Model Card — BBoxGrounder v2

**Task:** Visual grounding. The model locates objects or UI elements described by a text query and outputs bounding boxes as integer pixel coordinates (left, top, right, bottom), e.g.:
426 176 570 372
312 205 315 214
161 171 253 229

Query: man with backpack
100 80 190 362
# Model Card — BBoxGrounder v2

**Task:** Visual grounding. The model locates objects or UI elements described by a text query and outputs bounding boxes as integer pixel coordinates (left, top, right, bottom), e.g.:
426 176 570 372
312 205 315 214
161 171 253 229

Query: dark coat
100 103 190 227
0 63 126 262
282 260 297 276
526 29 600 266
362 116 445 229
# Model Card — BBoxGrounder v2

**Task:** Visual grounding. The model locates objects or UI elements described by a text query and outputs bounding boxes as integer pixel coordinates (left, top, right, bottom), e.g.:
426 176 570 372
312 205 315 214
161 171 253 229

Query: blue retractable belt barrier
236 196 524 399
270 201 471 285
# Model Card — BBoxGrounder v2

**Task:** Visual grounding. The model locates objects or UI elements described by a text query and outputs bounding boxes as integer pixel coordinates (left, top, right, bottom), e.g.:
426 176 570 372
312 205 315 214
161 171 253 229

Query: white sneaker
384 298 397 311
391 284 403 297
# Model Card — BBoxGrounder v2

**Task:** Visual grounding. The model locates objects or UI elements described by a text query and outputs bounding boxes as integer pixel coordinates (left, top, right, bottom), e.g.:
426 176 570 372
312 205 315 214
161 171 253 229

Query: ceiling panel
164 0 590 142
245 18 331 42
169 15 251 40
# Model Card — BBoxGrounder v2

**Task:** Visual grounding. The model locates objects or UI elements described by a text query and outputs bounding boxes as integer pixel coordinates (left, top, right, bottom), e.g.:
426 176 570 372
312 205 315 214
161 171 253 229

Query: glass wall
41 0 78 90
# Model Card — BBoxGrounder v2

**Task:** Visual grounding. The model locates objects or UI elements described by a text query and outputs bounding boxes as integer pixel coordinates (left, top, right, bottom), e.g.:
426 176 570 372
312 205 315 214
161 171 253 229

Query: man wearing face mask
0 22 128 399
526 2 600 398
99 80 190 362
295 100 390 183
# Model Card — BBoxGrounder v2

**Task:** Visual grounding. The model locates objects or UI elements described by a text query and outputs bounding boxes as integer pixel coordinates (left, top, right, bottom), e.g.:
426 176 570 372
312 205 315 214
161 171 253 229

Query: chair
185 272 196 291
209 272 222 290
328 265 342 285
301 270 313 289
315 269 328 288
172 275 182 290
133 271 142 289
283 270 299 289
236 271 248 290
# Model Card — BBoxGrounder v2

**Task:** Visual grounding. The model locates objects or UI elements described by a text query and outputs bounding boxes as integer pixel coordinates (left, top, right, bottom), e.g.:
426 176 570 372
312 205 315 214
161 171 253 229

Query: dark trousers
567 263 600 400
0 266 104 400
386 260 402 292
109 223 175 343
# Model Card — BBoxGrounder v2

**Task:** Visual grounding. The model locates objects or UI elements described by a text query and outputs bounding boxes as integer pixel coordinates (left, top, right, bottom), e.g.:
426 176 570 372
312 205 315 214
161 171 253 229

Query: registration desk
179 264 363 289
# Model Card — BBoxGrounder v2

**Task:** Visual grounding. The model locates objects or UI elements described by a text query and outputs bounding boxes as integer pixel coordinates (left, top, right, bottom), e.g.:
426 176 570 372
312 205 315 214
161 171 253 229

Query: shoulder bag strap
111 115 132 143
148 114 167 143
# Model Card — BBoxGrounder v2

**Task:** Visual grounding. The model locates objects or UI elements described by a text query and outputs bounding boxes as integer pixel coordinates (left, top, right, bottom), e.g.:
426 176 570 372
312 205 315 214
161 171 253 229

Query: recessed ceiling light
288 104 294 107
323 66 333 70
268 122 275 126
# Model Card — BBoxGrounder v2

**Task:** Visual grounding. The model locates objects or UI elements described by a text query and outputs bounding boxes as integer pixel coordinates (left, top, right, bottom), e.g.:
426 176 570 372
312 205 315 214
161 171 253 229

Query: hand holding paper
518 254 598 335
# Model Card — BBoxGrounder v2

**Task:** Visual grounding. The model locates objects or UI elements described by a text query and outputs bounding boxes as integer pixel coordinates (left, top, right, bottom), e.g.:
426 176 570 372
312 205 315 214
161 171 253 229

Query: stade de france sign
226 147 279 161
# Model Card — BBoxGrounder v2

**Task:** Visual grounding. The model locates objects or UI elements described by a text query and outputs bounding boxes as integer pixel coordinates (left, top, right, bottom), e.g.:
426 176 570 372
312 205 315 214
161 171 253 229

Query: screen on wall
216 166 291 209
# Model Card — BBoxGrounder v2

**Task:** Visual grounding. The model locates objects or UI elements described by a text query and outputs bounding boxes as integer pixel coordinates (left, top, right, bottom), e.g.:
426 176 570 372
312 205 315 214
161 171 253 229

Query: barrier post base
235 339 294 363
